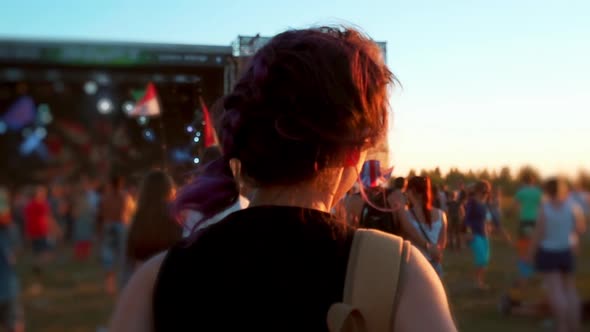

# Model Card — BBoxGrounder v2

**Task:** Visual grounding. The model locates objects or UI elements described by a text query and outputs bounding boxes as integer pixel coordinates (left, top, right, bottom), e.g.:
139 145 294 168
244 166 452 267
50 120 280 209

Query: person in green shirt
514 174 543 281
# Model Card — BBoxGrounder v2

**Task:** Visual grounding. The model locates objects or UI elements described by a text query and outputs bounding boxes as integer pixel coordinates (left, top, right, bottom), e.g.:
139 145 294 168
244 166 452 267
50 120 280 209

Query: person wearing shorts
514 175 542 282
528 177 586 332
464 180 492 289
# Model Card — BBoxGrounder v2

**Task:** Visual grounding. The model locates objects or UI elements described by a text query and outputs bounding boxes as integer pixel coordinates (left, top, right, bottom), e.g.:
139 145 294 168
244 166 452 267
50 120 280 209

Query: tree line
400 166 590 196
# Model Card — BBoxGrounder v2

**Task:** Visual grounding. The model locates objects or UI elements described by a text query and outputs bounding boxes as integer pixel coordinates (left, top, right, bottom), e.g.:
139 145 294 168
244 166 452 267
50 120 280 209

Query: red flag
199 97 218 148
129 82 161 117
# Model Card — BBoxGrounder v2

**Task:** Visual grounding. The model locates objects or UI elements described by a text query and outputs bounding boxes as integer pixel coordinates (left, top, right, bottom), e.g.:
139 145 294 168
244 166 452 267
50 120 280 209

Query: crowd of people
0 26 588 332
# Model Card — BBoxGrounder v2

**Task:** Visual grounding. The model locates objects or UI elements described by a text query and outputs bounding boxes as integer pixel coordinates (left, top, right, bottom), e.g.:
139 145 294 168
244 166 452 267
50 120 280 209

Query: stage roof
0 38 234 68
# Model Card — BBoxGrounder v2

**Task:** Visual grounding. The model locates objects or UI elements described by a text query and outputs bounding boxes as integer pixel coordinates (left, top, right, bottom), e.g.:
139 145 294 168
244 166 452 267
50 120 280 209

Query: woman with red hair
405 176 447 276
111 26 456 332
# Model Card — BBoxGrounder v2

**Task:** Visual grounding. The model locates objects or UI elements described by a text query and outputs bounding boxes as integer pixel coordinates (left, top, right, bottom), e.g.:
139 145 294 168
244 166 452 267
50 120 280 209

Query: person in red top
24 186 53 295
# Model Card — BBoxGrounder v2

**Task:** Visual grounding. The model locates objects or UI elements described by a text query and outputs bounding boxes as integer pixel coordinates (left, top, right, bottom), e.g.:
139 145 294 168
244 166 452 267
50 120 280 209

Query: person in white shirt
528 177 586 332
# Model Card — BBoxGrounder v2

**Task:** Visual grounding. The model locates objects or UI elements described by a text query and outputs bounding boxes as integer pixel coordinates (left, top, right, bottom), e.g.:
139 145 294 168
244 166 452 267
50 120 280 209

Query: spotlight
96 73 110 85
186 125 194 133
193 157 200 164
143 129 155 142
193 136 200 143
38 104 53 125
84 81 98 95
122 101 135 115
35 127 47 139
138 116 148 126
97 98 113 114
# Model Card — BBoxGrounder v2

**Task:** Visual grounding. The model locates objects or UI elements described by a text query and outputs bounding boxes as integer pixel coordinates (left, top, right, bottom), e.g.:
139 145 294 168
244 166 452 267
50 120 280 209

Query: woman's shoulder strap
327 229 410 332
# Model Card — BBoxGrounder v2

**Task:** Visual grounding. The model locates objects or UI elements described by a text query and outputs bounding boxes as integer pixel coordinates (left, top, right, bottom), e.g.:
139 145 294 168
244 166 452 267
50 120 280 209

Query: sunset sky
1 0 588 176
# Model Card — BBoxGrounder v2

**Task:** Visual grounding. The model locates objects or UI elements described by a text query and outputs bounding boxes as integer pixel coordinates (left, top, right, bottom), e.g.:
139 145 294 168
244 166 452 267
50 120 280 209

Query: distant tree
445 167 464 188
408 169 417 178
428 167 442 186
499 166 512 183
466 169 477 183
490 169 499 184
419 169 428 178
576 170 590 191
478 169 491 181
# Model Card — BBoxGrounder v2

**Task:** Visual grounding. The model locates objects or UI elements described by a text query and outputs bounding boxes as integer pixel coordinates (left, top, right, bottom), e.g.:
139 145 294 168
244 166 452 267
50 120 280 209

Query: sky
1 0 589 176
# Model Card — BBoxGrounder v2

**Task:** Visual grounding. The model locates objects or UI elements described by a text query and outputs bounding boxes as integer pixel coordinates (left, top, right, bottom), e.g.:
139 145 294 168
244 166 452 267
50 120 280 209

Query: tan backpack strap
327 303 367 332
327 229 408 332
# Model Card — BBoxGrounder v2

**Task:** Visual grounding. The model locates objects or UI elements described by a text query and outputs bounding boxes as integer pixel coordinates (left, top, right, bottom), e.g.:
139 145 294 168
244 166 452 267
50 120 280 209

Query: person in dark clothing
121 170 181 288
110 26 456 332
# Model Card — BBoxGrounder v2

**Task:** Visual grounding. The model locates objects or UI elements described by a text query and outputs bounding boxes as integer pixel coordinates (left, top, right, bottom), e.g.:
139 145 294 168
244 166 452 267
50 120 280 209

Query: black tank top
153 206 355 331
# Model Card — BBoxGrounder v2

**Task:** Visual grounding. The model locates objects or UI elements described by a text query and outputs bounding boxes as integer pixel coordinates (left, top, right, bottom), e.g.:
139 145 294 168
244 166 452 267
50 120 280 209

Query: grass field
16 220 590 332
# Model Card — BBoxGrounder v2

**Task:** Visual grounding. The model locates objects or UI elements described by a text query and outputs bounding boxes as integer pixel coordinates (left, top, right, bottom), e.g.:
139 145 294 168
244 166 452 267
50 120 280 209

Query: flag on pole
129 82 161 117
199 97 218 148
360 160 394 188
3 96 36 130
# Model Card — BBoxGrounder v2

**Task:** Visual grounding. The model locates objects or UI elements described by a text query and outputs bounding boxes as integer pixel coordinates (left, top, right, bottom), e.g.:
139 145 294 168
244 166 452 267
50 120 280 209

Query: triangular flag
199 97 218 148
3 96 36 130
129 82 161 117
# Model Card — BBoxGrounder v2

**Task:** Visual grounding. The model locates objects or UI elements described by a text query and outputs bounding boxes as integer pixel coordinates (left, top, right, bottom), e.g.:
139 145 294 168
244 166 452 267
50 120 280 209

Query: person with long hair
122 170 181 287
527 177 586 332
405 176 447 276
181 146 250 238
111 26 456 332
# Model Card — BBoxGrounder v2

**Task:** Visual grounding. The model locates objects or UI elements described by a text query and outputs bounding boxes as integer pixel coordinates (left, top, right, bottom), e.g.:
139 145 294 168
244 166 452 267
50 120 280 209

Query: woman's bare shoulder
394 245 457 332
109 252 167 332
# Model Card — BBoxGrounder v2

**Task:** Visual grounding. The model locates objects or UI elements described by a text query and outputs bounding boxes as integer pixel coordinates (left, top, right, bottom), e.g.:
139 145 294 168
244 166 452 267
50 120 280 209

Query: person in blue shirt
464 180 492 290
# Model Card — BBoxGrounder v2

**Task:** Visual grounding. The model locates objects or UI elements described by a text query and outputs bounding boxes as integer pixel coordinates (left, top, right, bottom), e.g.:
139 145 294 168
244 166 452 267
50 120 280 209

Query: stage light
0 121 6 134
96 73 110 86
186 125 194 133
38 104 53 125
193 136 200 143
122 101 135 115
193 157 200 164
196 131 201 137
35 127 47 139
84 81 98 95
138 116 148 126
97 98 113 114
143 129 155 142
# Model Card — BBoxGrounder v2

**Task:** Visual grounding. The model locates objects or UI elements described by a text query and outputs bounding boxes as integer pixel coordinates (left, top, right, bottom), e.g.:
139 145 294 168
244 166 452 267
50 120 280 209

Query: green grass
15 227 590 331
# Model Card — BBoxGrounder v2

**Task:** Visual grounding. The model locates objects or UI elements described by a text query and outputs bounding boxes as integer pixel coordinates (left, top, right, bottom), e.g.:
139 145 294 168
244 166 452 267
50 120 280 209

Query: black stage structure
0 38 235 185
0 36 387 186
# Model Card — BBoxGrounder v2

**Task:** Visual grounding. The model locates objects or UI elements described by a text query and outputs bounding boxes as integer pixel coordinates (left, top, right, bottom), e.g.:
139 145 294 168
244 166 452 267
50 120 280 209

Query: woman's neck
248 184 335 213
